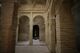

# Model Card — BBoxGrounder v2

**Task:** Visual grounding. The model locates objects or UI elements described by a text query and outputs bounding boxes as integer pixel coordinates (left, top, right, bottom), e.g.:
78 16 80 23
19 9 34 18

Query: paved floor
16 39 45 46
15 40 50 53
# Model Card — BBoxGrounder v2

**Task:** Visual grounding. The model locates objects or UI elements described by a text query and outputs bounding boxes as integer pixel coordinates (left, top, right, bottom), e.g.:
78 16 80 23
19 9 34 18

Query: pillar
56 11 61 53
45 11 50 43
29 12 33 45
51 18 56 53
45 13 49 44
48 17 52 50
16 17 19 43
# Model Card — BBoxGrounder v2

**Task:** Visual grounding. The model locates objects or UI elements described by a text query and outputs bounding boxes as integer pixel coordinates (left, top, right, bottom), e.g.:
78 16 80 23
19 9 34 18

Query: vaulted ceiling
17 0 74 12
18 0 47 5
17 0 52 11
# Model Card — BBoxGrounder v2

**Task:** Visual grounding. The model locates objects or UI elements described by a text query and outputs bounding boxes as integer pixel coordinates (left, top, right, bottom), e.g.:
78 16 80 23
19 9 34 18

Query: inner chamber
33 25 39 40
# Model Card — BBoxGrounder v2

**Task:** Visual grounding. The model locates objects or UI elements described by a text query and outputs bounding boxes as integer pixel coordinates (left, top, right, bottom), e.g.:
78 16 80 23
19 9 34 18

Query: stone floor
16 39 45 46
15 39 50 53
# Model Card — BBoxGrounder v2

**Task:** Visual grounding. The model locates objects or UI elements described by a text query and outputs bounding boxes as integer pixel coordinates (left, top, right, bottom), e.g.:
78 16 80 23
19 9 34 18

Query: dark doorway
33 25 39 40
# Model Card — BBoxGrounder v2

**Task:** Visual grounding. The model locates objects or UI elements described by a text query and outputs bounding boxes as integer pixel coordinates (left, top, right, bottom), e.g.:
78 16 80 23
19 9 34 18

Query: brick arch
33 15 45 41
33 15 45 25
18 15 30 42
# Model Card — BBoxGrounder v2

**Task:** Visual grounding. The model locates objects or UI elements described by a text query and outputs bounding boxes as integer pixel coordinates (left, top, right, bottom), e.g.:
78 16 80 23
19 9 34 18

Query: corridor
1 0 80 53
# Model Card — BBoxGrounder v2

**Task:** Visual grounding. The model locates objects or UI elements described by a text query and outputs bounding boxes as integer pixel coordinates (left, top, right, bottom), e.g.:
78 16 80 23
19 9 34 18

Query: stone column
51 18 56 53
45 14 48 44
49 17 51 47
55 13 61 53
45 13 49 46
29 12 33 45
16 17 19 43
0 0 16 53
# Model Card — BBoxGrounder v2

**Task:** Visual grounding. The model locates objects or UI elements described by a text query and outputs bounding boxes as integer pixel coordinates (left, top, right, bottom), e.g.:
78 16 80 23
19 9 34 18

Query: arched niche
33 15 45 41
18 15 30 42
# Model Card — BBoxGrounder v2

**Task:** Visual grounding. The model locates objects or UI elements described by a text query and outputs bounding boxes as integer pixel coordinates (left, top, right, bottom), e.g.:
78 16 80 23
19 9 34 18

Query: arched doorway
18 16 29 42
33 15 45 41
33 25 39 40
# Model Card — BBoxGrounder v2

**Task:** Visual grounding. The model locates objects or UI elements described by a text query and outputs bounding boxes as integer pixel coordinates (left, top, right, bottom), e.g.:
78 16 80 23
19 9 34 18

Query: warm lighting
0 4 2 7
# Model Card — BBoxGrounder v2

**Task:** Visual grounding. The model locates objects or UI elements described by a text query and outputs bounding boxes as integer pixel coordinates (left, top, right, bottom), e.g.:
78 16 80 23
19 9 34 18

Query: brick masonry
59 2 76 53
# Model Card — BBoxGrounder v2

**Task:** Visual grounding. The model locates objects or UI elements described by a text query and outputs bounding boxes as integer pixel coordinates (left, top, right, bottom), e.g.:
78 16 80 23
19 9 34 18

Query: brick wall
0 0 17 53
59 2 76 53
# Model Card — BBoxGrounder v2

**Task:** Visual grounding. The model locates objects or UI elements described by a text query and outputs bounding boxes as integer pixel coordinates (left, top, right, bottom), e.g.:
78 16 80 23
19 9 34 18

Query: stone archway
33 15 45 41
18 16 30 42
